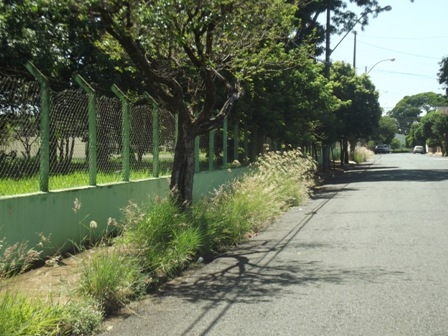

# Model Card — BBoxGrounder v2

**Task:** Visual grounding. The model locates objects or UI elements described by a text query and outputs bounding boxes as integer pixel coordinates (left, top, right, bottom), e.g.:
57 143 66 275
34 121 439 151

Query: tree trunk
170 114 196 207
343 139 349 164
339 139 345 166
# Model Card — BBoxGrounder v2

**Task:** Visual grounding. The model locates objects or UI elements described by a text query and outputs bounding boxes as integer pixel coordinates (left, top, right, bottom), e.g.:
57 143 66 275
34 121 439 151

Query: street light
366 58 396 74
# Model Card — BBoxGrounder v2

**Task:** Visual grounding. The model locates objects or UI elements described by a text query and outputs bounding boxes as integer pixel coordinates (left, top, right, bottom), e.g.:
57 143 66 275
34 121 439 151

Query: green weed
0 292 68 336
194 148 316 252
0 292 102 336
61 299 103 336
77 248 146 315
119 198 202 278
0 238 41 280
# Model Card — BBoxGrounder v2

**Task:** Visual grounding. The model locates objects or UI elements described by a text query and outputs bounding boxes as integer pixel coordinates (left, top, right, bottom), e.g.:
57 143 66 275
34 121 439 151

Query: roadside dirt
0 250 90 304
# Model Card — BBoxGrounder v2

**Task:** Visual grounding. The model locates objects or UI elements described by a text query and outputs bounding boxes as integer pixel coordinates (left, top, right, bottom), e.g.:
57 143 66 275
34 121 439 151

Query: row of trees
386 92 448 153
0 0 431 205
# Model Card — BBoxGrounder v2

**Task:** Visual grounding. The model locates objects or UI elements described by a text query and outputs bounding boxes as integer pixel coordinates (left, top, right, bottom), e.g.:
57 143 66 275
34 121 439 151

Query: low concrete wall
0 168 247 255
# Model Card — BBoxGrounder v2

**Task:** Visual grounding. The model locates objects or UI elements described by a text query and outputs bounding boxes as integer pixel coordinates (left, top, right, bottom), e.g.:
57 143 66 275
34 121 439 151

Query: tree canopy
330 61 381 162
375 116 398 145
387 92 448 134
0 0 401 205
69 0 302 204
438 56 448 96
407 108 448 155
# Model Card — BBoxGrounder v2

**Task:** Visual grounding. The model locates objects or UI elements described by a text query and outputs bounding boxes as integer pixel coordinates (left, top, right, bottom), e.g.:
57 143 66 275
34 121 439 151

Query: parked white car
413 146 424 154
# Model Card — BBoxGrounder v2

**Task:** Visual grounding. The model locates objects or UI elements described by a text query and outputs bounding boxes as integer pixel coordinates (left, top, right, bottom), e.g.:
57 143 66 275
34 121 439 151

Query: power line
358 40 442 60
372 69 439 80
361 34 448 41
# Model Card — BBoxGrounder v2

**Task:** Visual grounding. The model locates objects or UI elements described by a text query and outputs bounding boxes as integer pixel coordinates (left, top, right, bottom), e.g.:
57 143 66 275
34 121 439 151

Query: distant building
436 106 448 114
394 133 406 147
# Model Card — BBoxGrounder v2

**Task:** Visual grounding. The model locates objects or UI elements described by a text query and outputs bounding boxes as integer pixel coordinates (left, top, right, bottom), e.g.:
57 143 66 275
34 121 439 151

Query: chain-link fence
1 64 279 197
0 72 41 195
0 66 180 196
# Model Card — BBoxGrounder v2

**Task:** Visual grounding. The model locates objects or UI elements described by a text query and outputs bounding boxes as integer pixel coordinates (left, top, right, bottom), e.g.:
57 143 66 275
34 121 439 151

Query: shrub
353 146 374 163
63 299 103 336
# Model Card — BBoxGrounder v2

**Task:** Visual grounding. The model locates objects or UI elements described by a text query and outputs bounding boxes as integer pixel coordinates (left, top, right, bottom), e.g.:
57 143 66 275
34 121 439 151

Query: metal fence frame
1 63 265 197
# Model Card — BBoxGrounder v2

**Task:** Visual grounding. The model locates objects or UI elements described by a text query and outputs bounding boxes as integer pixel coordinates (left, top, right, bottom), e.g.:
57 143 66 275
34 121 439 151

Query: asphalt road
100 153 448 336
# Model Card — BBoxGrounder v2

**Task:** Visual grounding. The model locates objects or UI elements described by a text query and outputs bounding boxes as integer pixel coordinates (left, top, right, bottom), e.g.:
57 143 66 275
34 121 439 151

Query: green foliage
431 112 448 155
405 109 448 154
330 61 382 143
375 116 398 144
438 56 448 92
1 146 319 334
236 52 339 147
367 140 376 151
387 92 448 133
77 249 146 315
291 0 394 59
118 148 316 269
390 138 401 150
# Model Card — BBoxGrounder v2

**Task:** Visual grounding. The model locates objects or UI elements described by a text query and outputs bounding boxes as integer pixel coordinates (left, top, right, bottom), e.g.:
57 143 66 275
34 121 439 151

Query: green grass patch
118 198 202 278
77 248 146 315
0 169 172 197
0 292 102 336
0 292 67 336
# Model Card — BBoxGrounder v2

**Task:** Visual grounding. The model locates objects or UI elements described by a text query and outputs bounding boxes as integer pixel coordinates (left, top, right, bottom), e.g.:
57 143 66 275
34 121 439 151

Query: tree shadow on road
161 247 404 306
324 164 448 184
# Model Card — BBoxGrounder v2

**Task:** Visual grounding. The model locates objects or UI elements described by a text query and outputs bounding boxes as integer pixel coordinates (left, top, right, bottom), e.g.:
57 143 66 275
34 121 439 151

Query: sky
325 0 448 113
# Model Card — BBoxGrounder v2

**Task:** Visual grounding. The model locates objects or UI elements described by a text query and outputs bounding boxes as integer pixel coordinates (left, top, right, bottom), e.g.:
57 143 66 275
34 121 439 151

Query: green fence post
75 75 97 186
222 117 228 168
25 62 49 192
195 136 200 173
111 85 130 182
209 129 215 171
144 92 159 177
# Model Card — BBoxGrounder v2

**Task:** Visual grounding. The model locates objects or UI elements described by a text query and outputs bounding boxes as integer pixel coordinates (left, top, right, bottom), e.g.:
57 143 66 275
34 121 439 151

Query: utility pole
322 0 332 170
353 31 357 71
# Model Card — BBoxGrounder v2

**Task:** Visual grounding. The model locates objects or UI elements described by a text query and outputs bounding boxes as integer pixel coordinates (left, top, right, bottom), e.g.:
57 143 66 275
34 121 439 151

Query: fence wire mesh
96 95 123 183
0 73 41 196
0 69 180 196
158 109 176 174
49 88 89 188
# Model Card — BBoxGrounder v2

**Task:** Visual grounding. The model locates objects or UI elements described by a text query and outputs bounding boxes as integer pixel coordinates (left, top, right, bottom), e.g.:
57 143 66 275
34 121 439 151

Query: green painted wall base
0 168 247 257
